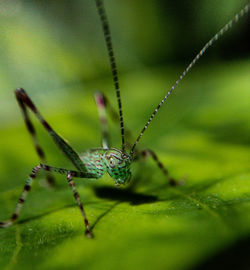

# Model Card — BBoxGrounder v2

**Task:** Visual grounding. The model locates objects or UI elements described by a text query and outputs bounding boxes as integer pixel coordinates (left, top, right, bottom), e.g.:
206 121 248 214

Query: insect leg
15 90 55 186
95 91 133 149
67 172 93 238
15 88 87 172
139 149 178 186
0 165 42 228
94 91 110 149
0 164 96 237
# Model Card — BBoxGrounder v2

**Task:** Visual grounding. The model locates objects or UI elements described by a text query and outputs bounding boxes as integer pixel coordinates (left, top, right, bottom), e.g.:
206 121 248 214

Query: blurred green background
0 1 249 270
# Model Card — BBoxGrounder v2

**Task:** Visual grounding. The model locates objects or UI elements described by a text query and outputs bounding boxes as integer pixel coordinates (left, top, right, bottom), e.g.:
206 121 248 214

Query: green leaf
0 1 249 269
0 61 249 270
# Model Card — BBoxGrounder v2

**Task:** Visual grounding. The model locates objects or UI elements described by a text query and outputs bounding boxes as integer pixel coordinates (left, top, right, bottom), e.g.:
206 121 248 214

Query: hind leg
0 164 96 237
15 90 55 186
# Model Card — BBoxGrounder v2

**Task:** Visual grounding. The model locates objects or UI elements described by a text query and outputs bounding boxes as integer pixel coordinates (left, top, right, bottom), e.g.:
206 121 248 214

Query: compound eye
109 157 116 168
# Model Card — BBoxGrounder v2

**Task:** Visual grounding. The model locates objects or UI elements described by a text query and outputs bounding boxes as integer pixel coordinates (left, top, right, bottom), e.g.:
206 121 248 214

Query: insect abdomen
80 149 106 178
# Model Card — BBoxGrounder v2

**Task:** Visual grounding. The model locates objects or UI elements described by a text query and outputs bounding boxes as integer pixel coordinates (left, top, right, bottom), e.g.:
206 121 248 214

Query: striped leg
95 91 133 150
67 172 92 238
15 91 55 186
0 164 96 237
140 149 178 186
95 91 109 149
15 88 87 173
0 165 42 228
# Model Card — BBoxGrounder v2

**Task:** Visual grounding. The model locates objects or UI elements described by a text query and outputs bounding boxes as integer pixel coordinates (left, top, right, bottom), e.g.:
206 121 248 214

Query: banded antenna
130 3 250 156
95 0 126 152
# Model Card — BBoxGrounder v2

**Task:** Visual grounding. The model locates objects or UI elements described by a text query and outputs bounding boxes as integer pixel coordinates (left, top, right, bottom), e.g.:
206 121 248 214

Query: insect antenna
95 0 126 152
130 3 249 156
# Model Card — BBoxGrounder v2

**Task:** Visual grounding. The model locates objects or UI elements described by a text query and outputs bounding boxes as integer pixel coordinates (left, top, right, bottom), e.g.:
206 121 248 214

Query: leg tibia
0 165 42 228
0 164 96 231
67 172 93 238
95 91 109 149
140 149 178 186
15 88 87 172
15 88 55 186
94 91 133 150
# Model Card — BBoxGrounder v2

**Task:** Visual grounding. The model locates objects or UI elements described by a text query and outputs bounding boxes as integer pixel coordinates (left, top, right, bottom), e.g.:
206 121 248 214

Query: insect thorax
80 148 132 185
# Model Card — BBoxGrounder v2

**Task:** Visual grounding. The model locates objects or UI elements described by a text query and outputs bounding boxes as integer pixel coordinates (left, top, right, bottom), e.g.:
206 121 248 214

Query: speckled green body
80 148 132 185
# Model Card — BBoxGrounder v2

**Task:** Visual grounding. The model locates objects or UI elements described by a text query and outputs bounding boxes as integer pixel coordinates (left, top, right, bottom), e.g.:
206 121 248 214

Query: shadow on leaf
93 186 158 205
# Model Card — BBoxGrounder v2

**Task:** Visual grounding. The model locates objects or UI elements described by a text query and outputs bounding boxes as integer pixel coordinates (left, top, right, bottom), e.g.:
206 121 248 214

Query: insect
0 0 249 238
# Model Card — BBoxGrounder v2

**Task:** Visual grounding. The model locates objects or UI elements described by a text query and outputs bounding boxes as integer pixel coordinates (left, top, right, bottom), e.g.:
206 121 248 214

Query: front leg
139 149 180 186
